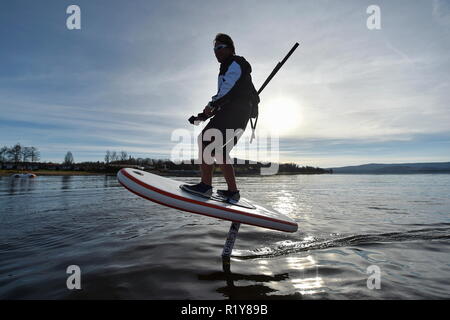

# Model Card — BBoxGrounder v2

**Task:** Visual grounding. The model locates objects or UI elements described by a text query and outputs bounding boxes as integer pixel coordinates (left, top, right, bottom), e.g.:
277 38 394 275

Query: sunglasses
213 44 228 52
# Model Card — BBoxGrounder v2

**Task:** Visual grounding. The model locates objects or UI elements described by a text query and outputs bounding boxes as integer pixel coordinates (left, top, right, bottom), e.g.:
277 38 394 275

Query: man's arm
210 61 242 108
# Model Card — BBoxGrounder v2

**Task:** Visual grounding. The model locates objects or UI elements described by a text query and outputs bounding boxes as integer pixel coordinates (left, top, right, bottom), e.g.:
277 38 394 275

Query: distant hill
330 162 450 174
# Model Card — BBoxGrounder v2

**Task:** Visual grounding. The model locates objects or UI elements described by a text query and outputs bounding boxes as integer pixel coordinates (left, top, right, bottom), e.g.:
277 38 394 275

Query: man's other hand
203 105 214 117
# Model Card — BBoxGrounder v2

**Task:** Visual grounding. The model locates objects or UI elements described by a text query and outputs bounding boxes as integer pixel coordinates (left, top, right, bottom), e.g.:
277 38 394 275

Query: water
0 174 449 299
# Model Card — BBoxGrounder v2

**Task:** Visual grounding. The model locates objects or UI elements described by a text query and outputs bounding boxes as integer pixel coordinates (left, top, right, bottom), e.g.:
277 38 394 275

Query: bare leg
219 163 238 191
198 133 214 186
201 163 214 186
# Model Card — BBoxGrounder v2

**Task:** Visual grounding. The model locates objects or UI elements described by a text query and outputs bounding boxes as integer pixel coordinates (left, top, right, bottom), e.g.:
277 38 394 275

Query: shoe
181 182 213 198
217 189 240 201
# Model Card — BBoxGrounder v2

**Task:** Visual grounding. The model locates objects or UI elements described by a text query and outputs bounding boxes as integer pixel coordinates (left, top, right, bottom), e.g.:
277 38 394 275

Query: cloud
1 0 449 166
432 0 450 27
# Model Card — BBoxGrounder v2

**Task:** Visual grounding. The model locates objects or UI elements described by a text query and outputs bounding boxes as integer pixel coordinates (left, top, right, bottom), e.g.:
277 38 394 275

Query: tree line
0 143 40 163
104 150 130 163
1 146 332 174
104 150 167 167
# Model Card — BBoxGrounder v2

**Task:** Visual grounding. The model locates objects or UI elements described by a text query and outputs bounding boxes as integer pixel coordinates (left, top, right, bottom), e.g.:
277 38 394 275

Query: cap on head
214 33 235 54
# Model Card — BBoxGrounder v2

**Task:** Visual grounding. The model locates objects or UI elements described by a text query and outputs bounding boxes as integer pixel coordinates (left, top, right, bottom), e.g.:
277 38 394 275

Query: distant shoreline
2 169 450 178
0 170 106 177
330 161 450 174
0 169 331 177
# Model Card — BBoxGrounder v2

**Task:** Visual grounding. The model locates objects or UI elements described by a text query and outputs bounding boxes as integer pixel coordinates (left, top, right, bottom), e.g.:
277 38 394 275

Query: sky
1 0 449 167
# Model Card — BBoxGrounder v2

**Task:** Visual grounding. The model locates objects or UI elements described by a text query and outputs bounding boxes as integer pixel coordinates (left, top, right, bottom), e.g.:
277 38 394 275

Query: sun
258 97 302 136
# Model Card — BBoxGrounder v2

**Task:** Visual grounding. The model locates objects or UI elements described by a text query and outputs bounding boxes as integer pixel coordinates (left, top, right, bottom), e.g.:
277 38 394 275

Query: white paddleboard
117 168 298 232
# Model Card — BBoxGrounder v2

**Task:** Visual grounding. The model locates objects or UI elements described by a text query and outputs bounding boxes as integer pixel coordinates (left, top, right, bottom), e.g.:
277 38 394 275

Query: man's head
214 33 235 63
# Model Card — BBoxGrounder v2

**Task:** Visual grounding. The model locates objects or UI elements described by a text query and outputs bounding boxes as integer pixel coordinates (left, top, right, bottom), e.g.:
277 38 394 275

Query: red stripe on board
118 180 292 232
119 169 297 230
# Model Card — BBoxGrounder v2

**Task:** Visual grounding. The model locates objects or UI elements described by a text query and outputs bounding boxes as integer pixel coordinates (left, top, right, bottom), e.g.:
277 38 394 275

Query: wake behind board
117 168 298 233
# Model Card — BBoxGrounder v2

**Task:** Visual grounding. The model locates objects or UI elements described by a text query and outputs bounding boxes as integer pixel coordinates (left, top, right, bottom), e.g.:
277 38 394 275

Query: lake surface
1 174 449 299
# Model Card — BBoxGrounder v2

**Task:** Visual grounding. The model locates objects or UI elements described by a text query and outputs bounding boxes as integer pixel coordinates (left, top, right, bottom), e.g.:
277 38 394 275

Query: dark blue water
1 174 449 299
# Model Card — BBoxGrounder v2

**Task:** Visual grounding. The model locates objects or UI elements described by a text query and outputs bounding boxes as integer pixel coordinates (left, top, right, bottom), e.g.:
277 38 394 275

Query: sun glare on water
258 97 302 136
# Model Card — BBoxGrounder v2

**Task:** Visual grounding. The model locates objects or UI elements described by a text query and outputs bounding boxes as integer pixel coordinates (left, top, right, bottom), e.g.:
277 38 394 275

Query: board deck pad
179 184 256 210
117 168 298 232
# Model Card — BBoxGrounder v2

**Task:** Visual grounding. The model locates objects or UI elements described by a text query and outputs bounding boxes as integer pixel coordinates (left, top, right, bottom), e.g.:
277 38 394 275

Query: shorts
200 102 251 164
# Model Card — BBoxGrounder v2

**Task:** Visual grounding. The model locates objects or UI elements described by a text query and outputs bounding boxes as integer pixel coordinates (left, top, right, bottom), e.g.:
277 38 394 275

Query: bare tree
111 151 117 162
64 151 74 165
0 146 7 163
7 143 22 163
30 147 40 162
22 147 33 162
120 151 128 162
105 150 111 164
